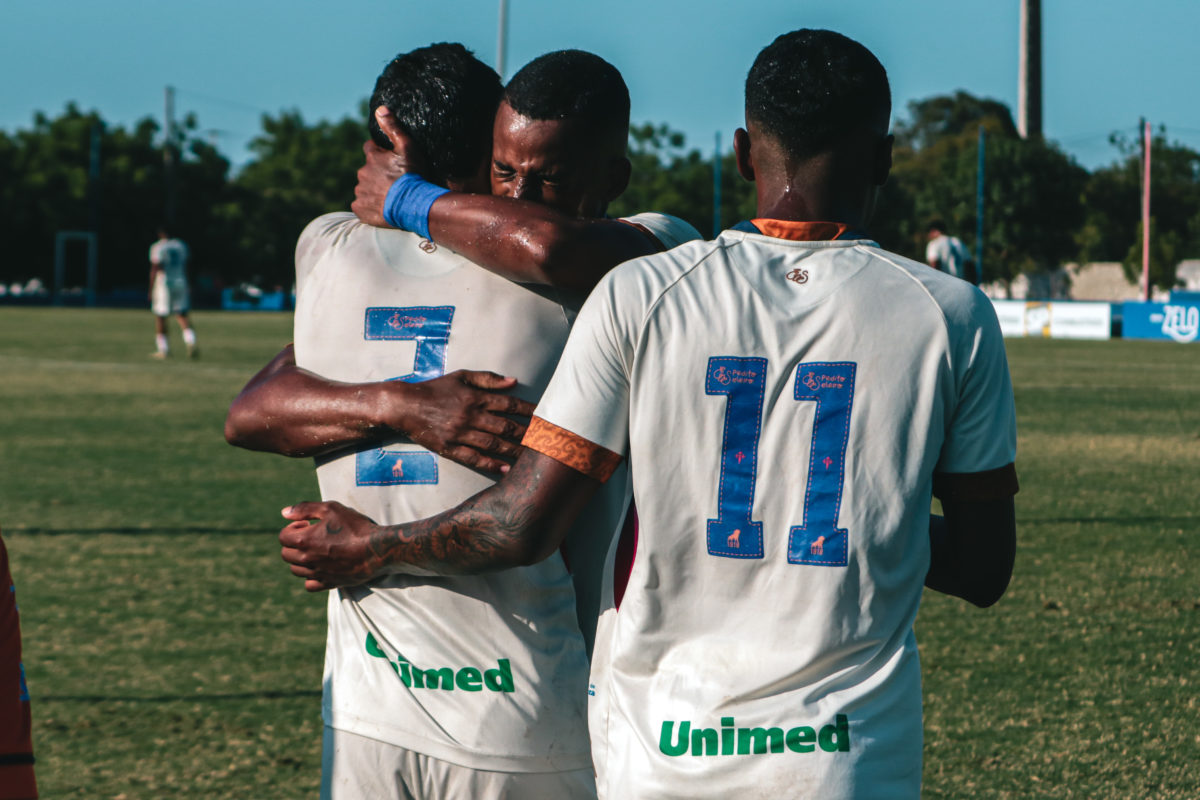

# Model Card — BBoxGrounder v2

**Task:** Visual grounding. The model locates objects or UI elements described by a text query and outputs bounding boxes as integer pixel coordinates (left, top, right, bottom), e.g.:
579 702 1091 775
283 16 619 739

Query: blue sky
2 0 1198 171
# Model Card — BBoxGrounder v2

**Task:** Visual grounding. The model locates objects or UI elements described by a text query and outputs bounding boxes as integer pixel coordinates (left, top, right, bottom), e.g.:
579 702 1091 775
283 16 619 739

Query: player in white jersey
279 30 1018 799
148 227 198 359
926 219 974 283
227 47 699 799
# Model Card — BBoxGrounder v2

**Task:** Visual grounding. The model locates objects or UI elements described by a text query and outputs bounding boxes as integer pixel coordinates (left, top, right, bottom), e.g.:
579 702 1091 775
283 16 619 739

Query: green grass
919 338 1200 799
2 310 1198 798
1 308 325 799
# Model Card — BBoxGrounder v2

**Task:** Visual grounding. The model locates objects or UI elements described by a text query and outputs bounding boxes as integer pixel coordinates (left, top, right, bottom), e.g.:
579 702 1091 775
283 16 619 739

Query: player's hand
351 107 431 228
390 370 535 474
279 501 384 591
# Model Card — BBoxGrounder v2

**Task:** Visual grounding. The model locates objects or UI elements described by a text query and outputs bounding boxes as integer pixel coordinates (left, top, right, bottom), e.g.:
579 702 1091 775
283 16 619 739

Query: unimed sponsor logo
659 714 850 757
365 633 515 692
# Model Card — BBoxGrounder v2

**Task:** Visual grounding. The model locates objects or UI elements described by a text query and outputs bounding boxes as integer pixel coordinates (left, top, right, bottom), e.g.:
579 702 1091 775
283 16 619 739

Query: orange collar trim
750 219 851 242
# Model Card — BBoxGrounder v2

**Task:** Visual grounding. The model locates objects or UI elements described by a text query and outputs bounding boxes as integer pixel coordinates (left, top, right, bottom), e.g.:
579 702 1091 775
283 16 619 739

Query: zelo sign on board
1122 302 1200 343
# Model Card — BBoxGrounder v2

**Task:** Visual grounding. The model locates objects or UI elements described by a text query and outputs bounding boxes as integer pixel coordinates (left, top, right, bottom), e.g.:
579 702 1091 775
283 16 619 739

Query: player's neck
754 156 872 229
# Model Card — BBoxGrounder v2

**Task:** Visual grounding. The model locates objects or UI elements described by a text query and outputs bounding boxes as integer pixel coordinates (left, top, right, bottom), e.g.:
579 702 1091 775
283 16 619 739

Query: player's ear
733 128 755 182
374 106 408 151
604 156 632 203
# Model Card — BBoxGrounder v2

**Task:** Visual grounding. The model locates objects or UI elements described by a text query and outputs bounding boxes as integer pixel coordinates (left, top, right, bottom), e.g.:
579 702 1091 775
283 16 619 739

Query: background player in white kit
226 46 698 800
925 219 975 283
279 29 1019 799
148 226 198 359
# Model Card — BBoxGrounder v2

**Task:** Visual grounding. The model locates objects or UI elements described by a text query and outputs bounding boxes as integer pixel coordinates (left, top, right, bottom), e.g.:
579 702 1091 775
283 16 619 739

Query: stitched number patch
788 363 855 566
706 358 856 567
705 357 767 559
355 306 454 486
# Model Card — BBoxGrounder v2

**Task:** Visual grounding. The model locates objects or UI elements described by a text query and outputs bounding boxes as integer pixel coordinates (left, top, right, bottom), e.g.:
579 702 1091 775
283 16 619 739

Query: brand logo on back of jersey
659 714 851 757
387 312 429 330
785 268 809 284
801 369 848 392
712 365 760 386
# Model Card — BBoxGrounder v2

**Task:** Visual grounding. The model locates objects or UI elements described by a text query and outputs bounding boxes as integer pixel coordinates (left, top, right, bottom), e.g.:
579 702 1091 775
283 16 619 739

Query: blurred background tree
2 93 1198 301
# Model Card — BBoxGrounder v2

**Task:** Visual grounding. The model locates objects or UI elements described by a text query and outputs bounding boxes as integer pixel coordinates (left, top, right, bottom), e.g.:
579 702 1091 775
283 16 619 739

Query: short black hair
368 43 502 183
503 50 630 150
745 29 891 160
928 219 948 234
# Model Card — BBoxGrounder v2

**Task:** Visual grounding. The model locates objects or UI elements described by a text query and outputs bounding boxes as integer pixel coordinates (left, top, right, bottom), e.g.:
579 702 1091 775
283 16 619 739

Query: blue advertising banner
1122 301 1200 343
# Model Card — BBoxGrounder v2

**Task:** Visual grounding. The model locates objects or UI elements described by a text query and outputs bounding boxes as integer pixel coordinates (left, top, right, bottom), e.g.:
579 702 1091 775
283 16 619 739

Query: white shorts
151 275 190 317
321 726 597 800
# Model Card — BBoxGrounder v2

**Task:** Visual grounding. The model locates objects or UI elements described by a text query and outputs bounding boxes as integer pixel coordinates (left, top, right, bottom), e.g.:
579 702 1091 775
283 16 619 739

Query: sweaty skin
351 104 660 292
279 109 1015 611
231 101 681 464
225 345 534 471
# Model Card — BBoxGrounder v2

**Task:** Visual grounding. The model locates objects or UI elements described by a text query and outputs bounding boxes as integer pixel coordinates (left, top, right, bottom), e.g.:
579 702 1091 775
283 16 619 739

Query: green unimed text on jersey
291 211 699 773
526 220 1017 798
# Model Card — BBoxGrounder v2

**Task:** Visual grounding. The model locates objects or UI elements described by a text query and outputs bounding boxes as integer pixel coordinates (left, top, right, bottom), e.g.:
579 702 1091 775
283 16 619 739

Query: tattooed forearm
366 449 598 576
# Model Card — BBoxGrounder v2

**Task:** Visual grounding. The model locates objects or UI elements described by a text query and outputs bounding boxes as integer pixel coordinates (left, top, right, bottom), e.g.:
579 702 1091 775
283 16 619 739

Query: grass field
1 307 1197 798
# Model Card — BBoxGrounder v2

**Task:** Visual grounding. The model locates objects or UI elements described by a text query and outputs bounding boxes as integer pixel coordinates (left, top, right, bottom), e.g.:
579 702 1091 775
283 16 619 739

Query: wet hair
503 50 630 151
368 43 502 183
745 29 891 160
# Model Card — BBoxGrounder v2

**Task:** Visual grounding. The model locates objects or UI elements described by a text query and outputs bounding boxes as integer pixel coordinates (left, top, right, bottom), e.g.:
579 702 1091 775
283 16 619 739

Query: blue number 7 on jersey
355 306 454 486
706 358 856 567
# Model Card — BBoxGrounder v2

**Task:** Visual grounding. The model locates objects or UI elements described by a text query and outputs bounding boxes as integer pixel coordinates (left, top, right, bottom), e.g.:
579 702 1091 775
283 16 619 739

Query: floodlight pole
496 0 509 80
976 125 986 284
1141 118 1151 301
88 121 103 306
1018 0 1042 140
164 85 177 227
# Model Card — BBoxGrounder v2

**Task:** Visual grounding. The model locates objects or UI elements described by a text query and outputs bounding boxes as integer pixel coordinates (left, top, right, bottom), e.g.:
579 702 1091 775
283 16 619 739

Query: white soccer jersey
150 238 190 315
925 233 970 281
526 220 1017 798
292 211 699 772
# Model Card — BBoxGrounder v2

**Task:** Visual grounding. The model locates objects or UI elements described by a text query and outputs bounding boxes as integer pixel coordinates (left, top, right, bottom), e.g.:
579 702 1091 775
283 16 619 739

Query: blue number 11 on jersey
706 357 857 567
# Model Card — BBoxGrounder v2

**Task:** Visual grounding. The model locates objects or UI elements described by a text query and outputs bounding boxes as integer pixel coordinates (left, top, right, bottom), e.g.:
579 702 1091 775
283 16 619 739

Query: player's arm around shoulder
423 197 698 292
352 118 702 292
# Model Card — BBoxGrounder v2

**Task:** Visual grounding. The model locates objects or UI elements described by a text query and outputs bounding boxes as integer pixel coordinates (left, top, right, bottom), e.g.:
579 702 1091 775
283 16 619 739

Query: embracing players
279 29 1018 799
226 45 698 799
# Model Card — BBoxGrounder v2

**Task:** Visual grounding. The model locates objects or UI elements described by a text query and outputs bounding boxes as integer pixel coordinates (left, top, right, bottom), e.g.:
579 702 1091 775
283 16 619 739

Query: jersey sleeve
935 287 1018 492
924 238 939 265
525 269 636 475
619 212 703 251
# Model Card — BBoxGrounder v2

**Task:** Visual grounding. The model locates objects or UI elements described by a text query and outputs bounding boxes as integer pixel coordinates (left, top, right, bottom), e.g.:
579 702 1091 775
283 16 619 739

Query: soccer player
278 29 1019 799
148 226 198 359
1 530 37 800
926 219 974 283
226 45 699 800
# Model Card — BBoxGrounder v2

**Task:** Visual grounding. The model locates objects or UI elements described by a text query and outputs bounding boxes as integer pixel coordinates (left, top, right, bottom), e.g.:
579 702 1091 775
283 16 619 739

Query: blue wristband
382 173 450 239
